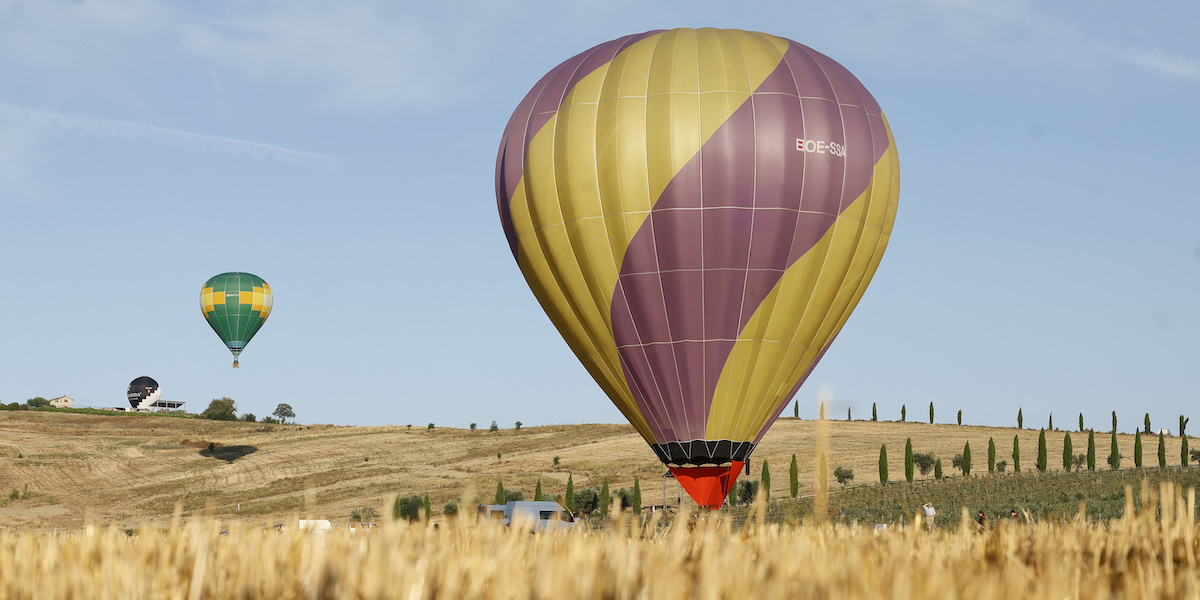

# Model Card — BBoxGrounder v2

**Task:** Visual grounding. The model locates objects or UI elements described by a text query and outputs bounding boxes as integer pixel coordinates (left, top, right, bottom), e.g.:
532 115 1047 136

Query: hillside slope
0 411 1185 529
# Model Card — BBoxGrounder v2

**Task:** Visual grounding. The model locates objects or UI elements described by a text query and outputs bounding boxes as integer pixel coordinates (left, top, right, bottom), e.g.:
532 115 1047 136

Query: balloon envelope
200 272 273 368
496 28 899 508
127 376 160 410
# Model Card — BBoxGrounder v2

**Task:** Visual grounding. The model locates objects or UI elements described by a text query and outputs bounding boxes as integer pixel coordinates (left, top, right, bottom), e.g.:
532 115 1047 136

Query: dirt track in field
0 411 1169 530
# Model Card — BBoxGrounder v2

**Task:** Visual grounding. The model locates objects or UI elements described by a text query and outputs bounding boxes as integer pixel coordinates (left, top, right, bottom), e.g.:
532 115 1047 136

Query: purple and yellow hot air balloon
496 28 899 508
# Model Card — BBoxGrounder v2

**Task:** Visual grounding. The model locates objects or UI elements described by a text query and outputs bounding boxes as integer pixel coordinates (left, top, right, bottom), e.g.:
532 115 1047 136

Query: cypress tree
534 478 544 501
1109 430 1120 469
1112 411 1118 434
1018 408 1023 429
1159 431 1167 468
1087 430 1096 471
790 454 799 497
1079 413 1084 432
962 441 972 476
423 494 432 521
1134 431 1143 468
794 400 799 419
1145 413 1152 434
494 480 505 505
632 477 642 513
1063 432 1074 472
1037 428 1047 472
847 406 852 421
872 403 878 421
1049 413 1054 431
988 437 996 473
958 410 962 425
761 460 771 502
901 405 906 422
565 474 575 513
878 444 888 485
1012 435 1021 472
929 402 934 424
599 478 610 514
905 438 914 483
934 458 943 480
1182 416 1191 468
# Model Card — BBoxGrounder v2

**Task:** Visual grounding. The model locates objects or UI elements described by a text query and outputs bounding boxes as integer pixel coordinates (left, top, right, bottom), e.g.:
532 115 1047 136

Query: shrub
574 487 600 514
514 421 522 430
392 495 422 523
201 398 237 421
240 413 257 423
443 499 459 516
427 423 435 430
469 423 477 431
996 460 1008 473
553 456 560 466
735 480 759 505
489 421 499 433
503 489 524 503
913 452 936 476
833 466 854 487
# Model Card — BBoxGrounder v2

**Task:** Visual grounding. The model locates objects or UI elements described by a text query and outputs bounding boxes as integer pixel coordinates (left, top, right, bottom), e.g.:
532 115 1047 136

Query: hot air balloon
127 376 160 411
199 272 273 368
496 28 899 508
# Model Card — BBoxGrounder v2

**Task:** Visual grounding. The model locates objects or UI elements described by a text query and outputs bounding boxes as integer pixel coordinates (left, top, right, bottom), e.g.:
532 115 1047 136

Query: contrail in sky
0 105 343 166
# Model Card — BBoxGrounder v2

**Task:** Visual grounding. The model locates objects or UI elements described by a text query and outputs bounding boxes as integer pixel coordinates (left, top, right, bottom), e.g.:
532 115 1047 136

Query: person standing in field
923 503 936 530
976 510 988 530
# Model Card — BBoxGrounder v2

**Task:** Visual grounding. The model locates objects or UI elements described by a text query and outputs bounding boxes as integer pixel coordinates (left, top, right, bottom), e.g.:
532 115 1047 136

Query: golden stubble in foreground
1 482 1199 599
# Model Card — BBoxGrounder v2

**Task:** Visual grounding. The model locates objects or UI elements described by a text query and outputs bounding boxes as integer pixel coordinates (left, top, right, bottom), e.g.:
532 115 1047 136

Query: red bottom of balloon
670 461 744 509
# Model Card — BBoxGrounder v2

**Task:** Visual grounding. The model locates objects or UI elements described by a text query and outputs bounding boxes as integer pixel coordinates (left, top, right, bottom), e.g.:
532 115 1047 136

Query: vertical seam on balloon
722 29 759 441
655 29 691 442
533 42 621 377
581 34 644 427
740 44 846 436
610 31 674 443
734 38 805 440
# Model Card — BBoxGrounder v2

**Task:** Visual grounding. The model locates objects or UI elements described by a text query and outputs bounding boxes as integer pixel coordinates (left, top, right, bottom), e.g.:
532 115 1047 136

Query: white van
505 501 575 532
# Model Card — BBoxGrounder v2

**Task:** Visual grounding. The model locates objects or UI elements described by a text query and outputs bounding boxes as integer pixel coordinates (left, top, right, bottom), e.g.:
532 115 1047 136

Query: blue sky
1 0 1197 432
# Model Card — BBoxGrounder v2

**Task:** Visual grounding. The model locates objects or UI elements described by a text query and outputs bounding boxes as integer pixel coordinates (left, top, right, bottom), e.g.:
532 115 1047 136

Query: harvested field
1 482 1199 599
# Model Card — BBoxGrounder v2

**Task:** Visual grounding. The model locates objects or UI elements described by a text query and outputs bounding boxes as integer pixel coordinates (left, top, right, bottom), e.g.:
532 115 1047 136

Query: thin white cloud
0 105 342 165
178 6 441 110
1124 47 1200 81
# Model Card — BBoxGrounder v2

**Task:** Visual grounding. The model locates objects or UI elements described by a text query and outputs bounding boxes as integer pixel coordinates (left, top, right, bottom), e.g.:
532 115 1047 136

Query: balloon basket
232 361 239 369
669 461 744 509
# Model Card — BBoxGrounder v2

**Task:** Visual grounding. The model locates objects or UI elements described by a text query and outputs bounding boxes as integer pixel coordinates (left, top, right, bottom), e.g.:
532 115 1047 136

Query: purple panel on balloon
611 41 890 443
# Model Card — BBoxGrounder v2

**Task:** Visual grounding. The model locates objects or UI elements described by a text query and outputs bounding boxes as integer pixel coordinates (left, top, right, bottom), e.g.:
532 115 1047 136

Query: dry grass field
0 410 1190 530
2 483 1199 599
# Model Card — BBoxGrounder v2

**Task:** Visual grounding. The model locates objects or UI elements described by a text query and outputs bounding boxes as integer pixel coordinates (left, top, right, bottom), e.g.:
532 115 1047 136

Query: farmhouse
48 396 73 408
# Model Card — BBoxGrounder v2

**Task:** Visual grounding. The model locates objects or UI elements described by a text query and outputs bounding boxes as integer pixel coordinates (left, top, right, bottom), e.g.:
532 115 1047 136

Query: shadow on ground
199 445 258 463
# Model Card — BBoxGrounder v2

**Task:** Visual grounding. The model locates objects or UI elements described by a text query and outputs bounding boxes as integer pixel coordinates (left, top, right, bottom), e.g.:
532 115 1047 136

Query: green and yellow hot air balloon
199 272 273 368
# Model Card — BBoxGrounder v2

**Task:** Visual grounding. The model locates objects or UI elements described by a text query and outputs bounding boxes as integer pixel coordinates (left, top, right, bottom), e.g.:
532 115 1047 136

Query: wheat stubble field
4 411 1200 598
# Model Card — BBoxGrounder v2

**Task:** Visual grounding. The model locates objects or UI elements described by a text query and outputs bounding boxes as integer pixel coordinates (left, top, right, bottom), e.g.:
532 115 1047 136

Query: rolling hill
0 409 1188 529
